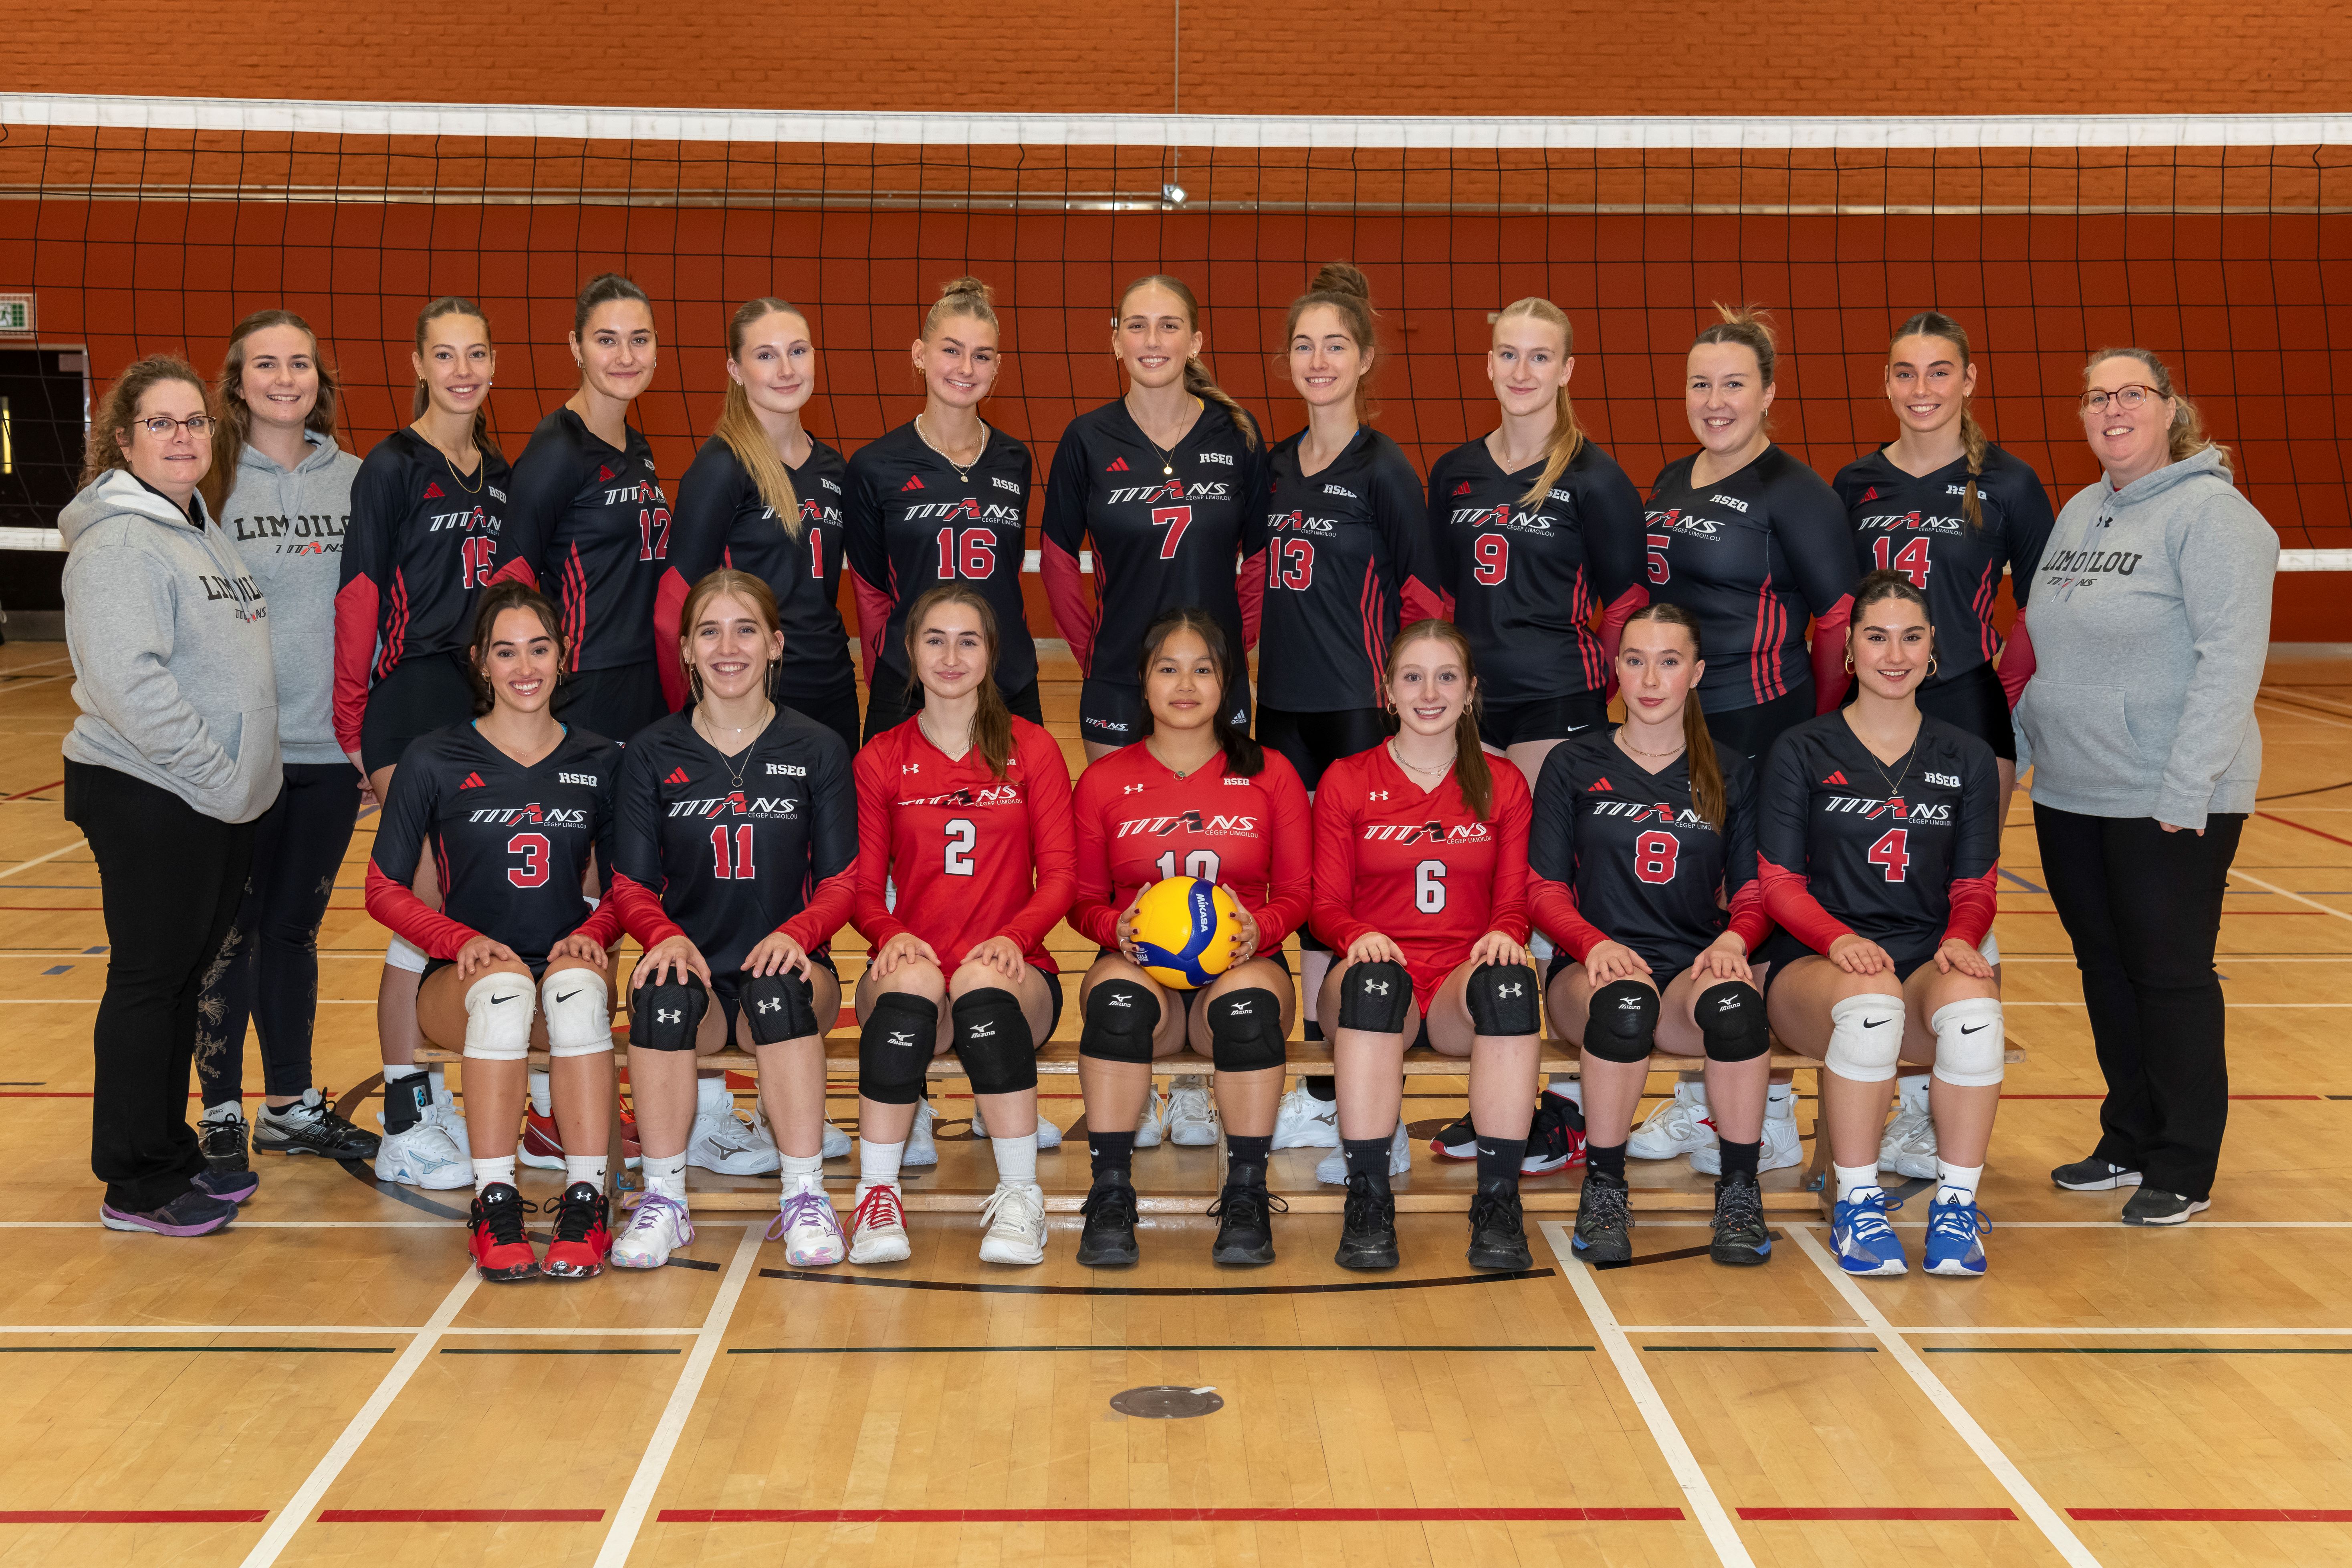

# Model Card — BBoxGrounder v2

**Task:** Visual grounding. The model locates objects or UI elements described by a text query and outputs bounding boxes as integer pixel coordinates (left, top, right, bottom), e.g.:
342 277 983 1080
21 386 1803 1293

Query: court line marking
0 838 85 881
1538 1221 1755 1567
1787 1226 2102 1567
2226 865 2352 924
1617 1322 2352 1336
2257 696 2352 731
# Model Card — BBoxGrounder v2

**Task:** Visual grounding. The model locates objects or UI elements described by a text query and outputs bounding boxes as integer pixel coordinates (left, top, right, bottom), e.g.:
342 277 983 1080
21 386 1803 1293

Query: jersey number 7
1151 505 1193 560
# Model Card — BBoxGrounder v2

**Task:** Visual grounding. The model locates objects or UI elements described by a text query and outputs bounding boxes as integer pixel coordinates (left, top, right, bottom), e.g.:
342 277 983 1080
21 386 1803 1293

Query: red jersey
1311 745 1533 1008
852 715 1077 972
1069 743 1312 954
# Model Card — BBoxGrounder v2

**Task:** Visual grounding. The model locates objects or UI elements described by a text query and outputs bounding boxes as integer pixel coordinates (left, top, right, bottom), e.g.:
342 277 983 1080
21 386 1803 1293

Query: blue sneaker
191 1167 259 1205
1831 1190 1908 1276
1922 1191 1989 1277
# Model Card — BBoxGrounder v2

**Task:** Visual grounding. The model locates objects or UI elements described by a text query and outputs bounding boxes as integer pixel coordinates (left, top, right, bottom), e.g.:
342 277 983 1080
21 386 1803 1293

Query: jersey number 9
1415 858 1447 913
1472 532 1509 586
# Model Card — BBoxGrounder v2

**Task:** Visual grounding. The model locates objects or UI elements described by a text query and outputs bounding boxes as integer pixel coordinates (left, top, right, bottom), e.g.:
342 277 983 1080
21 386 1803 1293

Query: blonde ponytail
714 297 807 537
1493 297 1587 506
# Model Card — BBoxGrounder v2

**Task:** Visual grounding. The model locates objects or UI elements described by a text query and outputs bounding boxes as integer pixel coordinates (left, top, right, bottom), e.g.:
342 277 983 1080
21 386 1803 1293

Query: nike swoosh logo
556 992 580 1004
1961 1024 1988 1034
490 995 515 1005
1861 1019 1889 1029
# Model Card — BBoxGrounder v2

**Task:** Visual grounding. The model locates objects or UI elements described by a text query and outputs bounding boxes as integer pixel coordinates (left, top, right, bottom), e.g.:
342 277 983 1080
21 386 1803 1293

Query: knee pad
1466 961 1541 1037
1583 980 1660 1064
461 970 536 1061
1336 960 1410 1035
1695 981 1771 1063
384 935 428 975
1930 996 2006 1088
740 970 820 1045
1207 987 1287 1073
858 992 938 1106
1822 992 1905 1083
630 972 707 1051
1079 979 1160 1065
1978 931 2000 967
541 968 613 1059
952 987 1038 1095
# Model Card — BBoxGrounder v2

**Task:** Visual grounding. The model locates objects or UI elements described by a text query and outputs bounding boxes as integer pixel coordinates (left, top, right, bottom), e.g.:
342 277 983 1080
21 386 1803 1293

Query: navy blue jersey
497 409 669 674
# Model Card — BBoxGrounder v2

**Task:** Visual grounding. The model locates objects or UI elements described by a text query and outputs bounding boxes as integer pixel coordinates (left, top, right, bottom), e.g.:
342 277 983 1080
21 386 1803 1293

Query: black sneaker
100 1189 238 1236
198 1110 249 1174
1465 1184 1531 1270
2052 1157 2142 1191
254 1092 381 1161
191 1167 259 1205
1208 1181 1283 1266
1709 1170 1771 1266
1572 1170 1634 1263
1521 1092 1587 1176
1334 1172 1400 1270
1428 1114 1477 1161
2120 1187 2211 1226
1075 1170 1140 1267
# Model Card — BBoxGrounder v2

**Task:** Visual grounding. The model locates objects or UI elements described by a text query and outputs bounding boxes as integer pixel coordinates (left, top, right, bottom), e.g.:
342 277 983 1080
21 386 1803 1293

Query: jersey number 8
1634 831 1679 884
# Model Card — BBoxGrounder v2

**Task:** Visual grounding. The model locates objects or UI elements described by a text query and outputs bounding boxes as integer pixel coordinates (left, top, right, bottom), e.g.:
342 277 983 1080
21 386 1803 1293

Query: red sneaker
542 1182 611 1279
468 1184 540 1282
517 1107 643 1171
1522 1090 1587 1175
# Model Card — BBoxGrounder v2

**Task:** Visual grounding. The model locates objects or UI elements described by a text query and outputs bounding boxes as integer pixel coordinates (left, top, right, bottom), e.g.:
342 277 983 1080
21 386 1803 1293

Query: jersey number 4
1269 538 1315 590
710 824 757 880
935 528 998 579
1868 828 1911 882
1871 536 1933 589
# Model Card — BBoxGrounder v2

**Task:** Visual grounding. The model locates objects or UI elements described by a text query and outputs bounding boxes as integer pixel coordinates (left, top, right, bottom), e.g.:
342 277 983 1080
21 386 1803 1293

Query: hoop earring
1927 657 1939 678
1844 654 1855 674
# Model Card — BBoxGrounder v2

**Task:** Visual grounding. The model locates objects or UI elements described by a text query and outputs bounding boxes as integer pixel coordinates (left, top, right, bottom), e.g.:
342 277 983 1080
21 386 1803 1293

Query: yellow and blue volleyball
1130 876 1245 991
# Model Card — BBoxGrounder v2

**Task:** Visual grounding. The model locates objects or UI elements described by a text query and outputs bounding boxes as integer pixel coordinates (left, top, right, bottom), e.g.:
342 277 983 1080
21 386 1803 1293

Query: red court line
0 780 63 801
658 1506 1683 1523
319 1509 604 1522
2257 811 2352 851
2002 1094 2323 1101
1739 1507 2017 1521
0 1510 268 1523
2069 1508 2352 1523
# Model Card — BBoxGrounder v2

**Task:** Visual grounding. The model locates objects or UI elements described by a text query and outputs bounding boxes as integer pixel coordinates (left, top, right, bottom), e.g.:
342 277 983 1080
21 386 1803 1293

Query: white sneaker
1316 1120 1412 1185
1166 1076 1219 1146
430 1079 469 1151
373 1120 471 1190
821 1119 852 1160
1134 1087 1169 1149
1692 1094 1803 1175
977 1179 1048 1265
1271 1082 1340 1149
768 1179 847 1267
1627 1080 1713 1161
688 1107 783 1176
611 1191 694 1268
1880 1081 1939 1179
848 1183 910 1264
903 1101 938 1167
746 1101 852 1160
972 1100 1063 1150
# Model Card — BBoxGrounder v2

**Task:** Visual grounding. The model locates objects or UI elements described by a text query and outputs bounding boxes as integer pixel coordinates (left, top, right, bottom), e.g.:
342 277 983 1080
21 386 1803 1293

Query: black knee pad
1079 979 1160 1065
1466 961 1541 1037
857 992 938 1105
1583 979 1660 1064
1207 987 1287 1073
631 972 708 1051
1696 980 1771 1063
1337 960 1410 1034
952 987 1038 1095
740 969 820 1046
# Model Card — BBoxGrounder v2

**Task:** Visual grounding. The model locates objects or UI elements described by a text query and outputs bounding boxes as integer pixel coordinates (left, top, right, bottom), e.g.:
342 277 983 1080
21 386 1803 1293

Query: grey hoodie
60 469 282 823
2015 446 2277 829
218 433 360 766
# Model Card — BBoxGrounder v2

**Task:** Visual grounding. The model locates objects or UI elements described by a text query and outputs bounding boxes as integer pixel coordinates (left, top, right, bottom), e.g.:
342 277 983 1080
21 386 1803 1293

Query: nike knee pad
1207 987 1287 1073
1466 961 1541 1037
1695 981 1771 1063
1583 979 1660 1064
630 972 707 1051
740 970 820 1045
1336 960 1410 1035
1821 992 1905 1083
1079 979 1160 1065
858 992 938 1105
385 935 428 975
461 970 536 1061
541 968 613 1058
1930 996 2006 1088
952 987 1038 1095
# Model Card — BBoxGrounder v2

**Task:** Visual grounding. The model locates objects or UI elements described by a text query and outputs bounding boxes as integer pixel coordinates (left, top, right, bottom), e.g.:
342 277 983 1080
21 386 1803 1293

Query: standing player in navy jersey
849 586 1077 1267
1528 603 1776 1265
1067 610 1309 1267
847 278 1042 743
1313 621 1540 1272
605 572 859 1268
1756 571 2006 1279
363 583 627 1282
1043 275 1266 762
337 296 508 1190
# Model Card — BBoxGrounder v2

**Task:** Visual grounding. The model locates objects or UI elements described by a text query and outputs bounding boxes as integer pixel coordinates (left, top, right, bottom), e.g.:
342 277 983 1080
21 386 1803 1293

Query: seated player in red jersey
605 571 859 1269
1066 609 1309 1269
1312 620 1539 1274
363 583 626 1283
1527 603 1776 1267
849 585 1077 1268
1756 571 2006 1281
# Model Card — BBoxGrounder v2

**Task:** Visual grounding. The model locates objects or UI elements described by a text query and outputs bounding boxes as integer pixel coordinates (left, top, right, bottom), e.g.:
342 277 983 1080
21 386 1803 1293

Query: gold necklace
415 423 483 494
1387 740 1452 779
1130 394 1200 478
1617 731 1686 764
914 414 983 482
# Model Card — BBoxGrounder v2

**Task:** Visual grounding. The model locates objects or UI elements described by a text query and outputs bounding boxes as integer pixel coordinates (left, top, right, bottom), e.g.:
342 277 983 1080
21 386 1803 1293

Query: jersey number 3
507 832 551 888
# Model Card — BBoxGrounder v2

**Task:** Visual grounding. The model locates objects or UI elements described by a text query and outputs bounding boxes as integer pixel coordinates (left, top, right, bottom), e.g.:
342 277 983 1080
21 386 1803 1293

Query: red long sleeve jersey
494 409 670 674
1311 745 1532 1010
1068 743 1311 954
852 716 1077 973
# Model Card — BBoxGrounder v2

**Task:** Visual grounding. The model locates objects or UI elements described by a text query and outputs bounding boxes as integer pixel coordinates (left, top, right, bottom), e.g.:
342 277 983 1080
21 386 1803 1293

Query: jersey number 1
710 824 757 880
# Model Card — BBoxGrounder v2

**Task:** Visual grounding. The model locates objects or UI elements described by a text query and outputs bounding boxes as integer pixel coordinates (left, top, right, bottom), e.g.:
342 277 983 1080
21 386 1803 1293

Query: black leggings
195 763 363 1106
2034 803 2245 1200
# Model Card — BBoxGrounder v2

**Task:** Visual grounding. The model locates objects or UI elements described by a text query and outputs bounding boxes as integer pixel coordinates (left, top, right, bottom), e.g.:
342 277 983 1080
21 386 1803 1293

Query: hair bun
939 276 996 306
1711 300 1776 343
1309 260 1373 304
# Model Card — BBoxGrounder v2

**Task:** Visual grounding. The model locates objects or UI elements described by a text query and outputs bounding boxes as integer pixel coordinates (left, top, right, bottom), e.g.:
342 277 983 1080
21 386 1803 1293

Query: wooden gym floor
2 638 2350 1568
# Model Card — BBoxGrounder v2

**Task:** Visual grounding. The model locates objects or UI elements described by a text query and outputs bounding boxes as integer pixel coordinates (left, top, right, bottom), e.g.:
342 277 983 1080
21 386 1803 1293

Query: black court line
758 1266 1555 1297
438 1347 682 1356
1593 1231 1785 1271
1923 1346 2352 1356
662 1256 723 1271
727 1342 1597 1354
1642 1344 1877 1353
2257 777 2352 801
0 1345 396 1354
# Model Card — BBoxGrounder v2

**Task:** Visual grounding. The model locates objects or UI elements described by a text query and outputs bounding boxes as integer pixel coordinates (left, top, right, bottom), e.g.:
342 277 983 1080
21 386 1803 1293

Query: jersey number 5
507 832 551 889
935 528 997 579
1871 535 1933 589
1270 538 1315 591
1868 828 1911 882
1634 830 1679 884
1646 533 1671 584
943 817 977 876
1472 532 1509 586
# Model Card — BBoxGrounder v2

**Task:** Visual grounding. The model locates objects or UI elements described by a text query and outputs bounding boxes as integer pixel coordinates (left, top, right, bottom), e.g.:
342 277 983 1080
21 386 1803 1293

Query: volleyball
1129 876 1245 990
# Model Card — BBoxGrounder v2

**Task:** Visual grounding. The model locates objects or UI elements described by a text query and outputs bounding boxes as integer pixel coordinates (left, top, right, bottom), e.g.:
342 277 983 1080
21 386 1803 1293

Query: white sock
1545 1076 1583 1107
860 1137 906 1189
991 1132 1039 1186
564 1153 607 1186
1765 1082 1796 1117
1937 1161 1984 1201
472 1154 517 1193
383 1060 424 1086
641 1151 688 1203
782 1150 824 1188
428 1065 452 1106
529 1069 554 1118
202 1100 241 1123
696 1074 734 1116
1899 1075 1931 1112
1835 1163 1883 1203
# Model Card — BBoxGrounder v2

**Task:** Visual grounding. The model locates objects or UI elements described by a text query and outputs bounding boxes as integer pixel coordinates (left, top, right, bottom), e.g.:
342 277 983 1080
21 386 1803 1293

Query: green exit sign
0 295 31 336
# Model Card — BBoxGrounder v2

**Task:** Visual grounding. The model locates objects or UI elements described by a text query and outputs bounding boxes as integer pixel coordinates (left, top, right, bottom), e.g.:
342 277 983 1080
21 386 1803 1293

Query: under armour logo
1368 790 1390 801
1497 982 1523 998
1124 783 1146 795
1364 977 1389 994
756 997 781 1015
657 1007 682 1023
903 762 922 773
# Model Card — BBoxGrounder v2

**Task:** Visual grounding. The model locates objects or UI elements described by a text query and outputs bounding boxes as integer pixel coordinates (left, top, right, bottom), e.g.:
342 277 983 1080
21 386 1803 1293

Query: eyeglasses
135 414 215 437
2079 385 2161 414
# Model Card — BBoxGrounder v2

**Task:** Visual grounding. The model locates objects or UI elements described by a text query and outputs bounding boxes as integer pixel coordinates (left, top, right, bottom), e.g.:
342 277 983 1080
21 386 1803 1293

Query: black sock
1224 1134 1272 1188
1089 1128 1136 1180
1476 1136 1527 1189
1717 1138 1761 1181
1587 1140 1628 1182
1343 1137 1393 1193
383 1069 431 1134
1302 1019 1327 1044
1304 1074 1337 1103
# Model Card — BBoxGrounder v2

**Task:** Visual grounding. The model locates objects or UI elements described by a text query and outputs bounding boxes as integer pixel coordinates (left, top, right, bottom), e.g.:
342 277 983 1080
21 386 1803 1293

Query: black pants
2034 803 2245 1200
194 763 363 1106
861 674 1044 746
65 761 260 1211
1702 685 1813 769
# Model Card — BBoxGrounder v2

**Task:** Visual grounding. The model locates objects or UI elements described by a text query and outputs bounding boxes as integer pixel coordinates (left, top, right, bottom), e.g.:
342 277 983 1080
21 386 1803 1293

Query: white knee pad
385 935 428 975
1930 996 2006 1088
1978 931 2000 967
1821 992 1905 1084
541 968 614 1059
462 971 537 1060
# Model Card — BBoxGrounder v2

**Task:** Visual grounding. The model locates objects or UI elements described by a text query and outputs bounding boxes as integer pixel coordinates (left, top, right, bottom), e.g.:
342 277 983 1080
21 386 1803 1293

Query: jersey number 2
710 824 757 880
1634 831 1679 884
943 817 977 876
1868 828 1911 882
1872 535 1933 589
507 832 550 888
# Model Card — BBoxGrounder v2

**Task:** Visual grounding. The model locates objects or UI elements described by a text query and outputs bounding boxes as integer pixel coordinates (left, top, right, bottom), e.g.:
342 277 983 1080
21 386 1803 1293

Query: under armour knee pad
631 972 708 1051
1695 981 1771 1063
740 970 820 1045
541 968 613 1058
858 992 938 1105
1079 979 1160 1065
1336 961 1410 1034
461 970 536 1060
1821 992 1904 1083
385 935 428 975
1207 987 1287 1073
1466 961 1541 1037
1583 980 1660 1063
1930 996 2006 1088
952 987 1038 1095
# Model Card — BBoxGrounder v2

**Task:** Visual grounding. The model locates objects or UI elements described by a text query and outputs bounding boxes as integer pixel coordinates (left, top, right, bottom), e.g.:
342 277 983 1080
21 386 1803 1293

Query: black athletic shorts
1753 927 1936 998
1255 703 1390 793
1092 944 1291 1017
360 652 475 775
422 953 551 986
555 662 668 747
1918 659 2016 762
1479 690 1608 752
1545 950 1687 999
1079 676 1252 750
861 674 1044 746
778 672 862 760
1703 685 1813 770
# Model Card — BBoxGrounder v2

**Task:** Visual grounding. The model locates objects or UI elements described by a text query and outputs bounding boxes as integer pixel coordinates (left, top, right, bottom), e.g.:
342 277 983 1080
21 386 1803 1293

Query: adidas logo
422 481 444 500
1106 456 1130 473
1861 486 1878 503
1590 777 1613 792
665 766 692 785
460 772 487 789
1452 480 1473 496
1823 770 1849 785
901 474 924 492
597 464 617 483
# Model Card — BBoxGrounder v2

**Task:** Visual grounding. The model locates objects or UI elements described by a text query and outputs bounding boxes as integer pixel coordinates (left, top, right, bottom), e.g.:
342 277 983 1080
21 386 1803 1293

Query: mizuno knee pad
630 972 708 1052
858 992 938 1105
461 970 536 1061
1930 996 2006 1088
1695 980 1771 1063
1079 979 1160 1065
952 987 1038 1095
1336 960 1410 1035
1206 987 1287 1073
1822 992 1905 1083
541 968 613 1058
740 969 820 1046
1466 961 1541 1037
1583 979 1660 1064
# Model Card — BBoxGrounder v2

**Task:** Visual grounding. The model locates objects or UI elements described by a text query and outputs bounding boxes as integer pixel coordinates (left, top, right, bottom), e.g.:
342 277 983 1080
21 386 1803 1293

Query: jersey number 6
1414 859 1447 913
